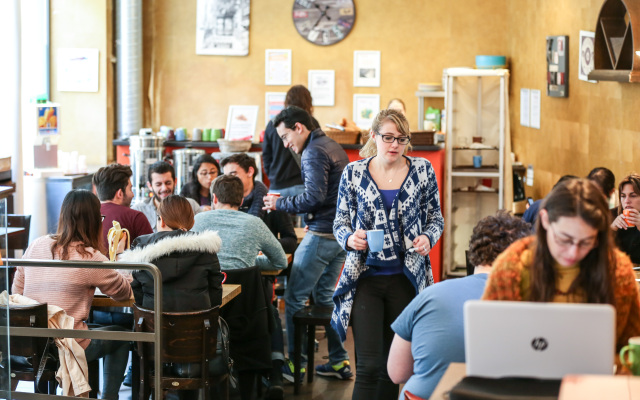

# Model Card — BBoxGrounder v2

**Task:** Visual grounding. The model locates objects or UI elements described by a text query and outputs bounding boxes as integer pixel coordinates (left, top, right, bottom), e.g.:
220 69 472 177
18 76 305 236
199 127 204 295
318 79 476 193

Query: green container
211 129 222 141
202 129 212 141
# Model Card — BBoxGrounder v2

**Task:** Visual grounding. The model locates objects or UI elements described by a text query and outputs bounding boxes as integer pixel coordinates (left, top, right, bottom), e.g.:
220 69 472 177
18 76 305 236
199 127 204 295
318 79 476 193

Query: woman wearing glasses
332 109 444 399
611 174 640 266
179 154 220 211
483 179 640 352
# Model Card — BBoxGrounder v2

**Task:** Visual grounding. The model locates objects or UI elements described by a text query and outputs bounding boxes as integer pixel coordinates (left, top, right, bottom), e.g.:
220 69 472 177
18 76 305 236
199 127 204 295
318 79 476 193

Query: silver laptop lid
464 300 615 379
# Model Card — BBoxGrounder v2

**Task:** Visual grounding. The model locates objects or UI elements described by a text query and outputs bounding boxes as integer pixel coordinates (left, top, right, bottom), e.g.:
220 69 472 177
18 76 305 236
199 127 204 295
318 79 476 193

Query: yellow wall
50 0 112 166
506 0 640 199
50 0 640 200
143 0 508 132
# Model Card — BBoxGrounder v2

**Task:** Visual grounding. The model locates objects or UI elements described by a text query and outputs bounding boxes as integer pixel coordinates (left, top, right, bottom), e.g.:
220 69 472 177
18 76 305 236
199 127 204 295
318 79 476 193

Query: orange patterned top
482 236 640 351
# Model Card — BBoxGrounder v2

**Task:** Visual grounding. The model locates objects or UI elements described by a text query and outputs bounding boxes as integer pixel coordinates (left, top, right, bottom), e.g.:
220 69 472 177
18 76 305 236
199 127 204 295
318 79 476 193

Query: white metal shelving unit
415 90 445 130
443 68 510 277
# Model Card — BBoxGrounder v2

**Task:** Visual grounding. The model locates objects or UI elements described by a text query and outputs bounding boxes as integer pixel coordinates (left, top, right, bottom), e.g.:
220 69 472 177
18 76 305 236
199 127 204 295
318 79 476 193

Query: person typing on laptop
482 178 640 353
386 211 532 400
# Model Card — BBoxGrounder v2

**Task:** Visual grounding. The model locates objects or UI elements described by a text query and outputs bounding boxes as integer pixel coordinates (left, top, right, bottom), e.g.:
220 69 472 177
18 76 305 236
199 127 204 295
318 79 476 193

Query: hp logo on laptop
531 337 548 351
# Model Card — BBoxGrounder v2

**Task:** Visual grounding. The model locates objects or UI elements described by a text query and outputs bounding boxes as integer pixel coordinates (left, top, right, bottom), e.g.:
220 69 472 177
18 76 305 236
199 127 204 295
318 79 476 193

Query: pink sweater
12 236 132 349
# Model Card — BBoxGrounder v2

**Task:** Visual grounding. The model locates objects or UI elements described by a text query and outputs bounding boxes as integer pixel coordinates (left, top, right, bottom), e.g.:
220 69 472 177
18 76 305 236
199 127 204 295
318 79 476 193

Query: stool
292 305 332 395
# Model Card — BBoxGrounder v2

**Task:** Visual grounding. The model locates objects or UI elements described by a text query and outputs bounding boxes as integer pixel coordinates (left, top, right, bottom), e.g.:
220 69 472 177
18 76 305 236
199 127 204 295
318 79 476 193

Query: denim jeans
284 232 348 365
83 325 130 400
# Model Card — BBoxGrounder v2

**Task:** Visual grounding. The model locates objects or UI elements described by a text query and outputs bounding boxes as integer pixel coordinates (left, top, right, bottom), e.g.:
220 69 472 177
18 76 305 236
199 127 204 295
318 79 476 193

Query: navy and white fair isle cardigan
331 156 444 341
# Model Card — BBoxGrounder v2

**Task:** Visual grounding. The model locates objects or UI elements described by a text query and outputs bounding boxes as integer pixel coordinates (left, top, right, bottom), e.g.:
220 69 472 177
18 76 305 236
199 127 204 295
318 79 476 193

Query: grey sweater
192 209 287 271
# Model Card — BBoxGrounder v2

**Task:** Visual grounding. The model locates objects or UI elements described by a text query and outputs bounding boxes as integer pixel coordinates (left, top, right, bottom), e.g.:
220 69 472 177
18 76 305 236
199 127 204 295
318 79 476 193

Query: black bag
211 316 236 387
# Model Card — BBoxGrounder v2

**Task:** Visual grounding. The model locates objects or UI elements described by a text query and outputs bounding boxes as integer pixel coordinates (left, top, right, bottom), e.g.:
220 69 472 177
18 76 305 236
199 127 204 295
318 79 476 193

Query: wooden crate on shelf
410 130 436 146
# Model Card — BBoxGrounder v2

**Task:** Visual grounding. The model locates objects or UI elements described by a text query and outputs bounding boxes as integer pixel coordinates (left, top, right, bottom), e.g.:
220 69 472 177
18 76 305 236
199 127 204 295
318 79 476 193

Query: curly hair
468 210 532 266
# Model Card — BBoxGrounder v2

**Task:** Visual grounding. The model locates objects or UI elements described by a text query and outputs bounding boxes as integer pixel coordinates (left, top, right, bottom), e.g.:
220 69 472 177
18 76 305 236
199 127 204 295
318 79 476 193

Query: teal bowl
475 55 507 69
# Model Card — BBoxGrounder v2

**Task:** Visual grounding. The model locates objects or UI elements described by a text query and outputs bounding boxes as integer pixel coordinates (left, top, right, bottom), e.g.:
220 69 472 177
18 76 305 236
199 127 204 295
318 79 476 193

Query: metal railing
0 259 163 399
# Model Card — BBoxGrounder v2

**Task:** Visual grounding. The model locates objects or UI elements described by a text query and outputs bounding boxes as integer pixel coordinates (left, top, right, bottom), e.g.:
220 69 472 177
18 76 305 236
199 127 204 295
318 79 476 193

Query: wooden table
92 283 242 308
260 254 293 276
2 227 24 236
295 227 306 244
429 362 466 400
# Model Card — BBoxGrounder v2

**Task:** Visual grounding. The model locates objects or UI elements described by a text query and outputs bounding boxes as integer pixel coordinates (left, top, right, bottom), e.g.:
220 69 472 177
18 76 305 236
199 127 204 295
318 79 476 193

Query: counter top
114 139 443 152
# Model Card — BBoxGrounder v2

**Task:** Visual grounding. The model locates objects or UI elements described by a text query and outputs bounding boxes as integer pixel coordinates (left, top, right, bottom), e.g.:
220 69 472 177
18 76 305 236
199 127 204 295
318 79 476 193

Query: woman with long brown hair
611 174 640 265
12 189 132 399
482 179 640 351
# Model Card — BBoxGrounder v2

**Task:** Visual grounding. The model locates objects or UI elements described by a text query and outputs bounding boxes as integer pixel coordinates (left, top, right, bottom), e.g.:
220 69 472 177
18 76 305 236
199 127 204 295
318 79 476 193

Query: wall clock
292 0 356 46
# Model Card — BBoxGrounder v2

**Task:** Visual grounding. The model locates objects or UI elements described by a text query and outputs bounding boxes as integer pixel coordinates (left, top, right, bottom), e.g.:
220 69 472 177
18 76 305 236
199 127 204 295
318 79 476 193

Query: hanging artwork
196 0 250 56
579 31 597 82
546 35 569 97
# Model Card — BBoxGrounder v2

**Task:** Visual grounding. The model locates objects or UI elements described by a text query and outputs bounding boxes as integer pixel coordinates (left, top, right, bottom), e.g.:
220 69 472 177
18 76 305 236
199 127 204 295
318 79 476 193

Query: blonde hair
158 195 195 231
359 109 412 158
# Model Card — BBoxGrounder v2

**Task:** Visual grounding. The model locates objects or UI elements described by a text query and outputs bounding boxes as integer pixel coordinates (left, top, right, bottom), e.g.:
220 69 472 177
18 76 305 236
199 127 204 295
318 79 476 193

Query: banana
107 220 130 261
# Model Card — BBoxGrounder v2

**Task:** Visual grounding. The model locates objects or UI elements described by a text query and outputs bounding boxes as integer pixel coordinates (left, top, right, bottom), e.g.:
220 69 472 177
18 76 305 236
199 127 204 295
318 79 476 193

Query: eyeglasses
549 224 598 251
101 215 106 222
377 133 410 145
198 170 218 177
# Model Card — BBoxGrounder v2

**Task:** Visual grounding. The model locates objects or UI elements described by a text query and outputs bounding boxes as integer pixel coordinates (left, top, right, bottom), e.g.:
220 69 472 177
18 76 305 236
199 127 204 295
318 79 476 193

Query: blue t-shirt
391 273 489 400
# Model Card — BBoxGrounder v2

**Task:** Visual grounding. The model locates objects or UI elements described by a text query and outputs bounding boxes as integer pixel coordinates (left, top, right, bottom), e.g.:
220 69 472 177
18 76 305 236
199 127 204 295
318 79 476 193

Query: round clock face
292 0 356 46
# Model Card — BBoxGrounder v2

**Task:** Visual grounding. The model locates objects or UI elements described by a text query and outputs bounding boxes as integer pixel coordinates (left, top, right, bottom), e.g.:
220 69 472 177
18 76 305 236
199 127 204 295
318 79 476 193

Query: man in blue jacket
263 106 352 382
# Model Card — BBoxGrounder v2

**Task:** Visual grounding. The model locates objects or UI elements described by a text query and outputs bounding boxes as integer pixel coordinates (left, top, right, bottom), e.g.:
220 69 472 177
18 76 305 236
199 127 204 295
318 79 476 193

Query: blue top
522 199 542 226
380 189 399 213
391 273 488 400
369 188 403 275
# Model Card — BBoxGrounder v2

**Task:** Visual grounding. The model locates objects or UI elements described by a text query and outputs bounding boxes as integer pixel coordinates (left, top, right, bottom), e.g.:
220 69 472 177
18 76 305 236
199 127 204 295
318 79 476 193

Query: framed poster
308 70 335 106
265 49 292 86
196 0 250 56
353 51 380 87
546 35 569 97
353 94 380 129
265 92 286 125
225 105 259 141
579 30 597 82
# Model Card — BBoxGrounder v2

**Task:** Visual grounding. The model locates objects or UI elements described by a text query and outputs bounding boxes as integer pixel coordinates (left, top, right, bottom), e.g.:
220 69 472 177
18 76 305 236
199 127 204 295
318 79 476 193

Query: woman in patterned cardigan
483 178 640 353
332 109 444 400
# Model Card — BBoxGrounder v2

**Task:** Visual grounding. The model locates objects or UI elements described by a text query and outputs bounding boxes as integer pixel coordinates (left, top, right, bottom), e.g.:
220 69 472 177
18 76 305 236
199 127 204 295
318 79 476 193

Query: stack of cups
193 128 203 141
203 129 212 141
211 129 222 141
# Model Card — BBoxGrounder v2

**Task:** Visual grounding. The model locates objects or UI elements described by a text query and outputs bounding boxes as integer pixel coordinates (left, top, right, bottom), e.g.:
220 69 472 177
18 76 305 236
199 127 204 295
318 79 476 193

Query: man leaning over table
263 106 352 382
132 161 200 232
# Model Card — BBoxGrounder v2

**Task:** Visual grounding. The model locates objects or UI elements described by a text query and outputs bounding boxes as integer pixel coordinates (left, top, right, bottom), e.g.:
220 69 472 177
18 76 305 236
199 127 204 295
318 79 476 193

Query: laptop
464 301 615 379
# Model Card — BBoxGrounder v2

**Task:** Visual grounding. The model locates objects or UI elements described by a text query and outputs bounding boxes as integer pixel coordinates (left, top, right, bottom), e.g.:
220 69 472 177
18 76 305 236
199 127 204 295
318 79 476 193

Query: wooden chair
6 214 31 257
132 304 229 400
0 303 58 394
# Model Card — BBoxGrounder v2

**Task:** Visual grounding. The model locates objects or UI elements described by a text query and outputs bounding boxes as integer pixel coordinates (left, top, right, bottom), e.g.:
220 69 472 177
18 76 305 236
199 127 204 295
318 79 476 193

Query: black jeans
351 274 415 400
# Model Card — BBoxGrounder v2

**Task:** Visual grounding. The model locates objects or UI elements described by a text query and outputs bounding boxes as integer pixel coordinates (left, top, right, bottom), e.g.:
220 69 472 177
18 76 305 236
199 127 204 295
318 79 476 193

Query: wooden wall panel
142 0 509 133
506 0 640 200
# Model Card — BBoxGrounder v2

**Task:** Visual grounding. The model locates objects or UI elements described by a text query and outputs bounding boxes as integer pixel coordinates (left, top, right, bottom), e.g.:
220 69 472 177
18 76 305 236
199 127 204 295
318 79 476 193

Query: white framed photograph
265 49 292 86
265 92 286 125
57 48 99 92
353 94 380 130
579 30 597 82
225 105 259 141
308 70 335 107
353 51 381 87
196 0 250 56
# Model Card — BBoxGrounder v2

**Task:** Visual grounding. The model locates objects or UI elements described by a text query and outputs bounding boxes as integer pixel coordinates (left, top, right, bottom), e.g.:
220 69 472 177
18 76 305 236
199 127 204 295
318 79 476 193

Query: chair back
133 304 219 364
220 266 272 372
0 303 48 359
7 214 31 253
